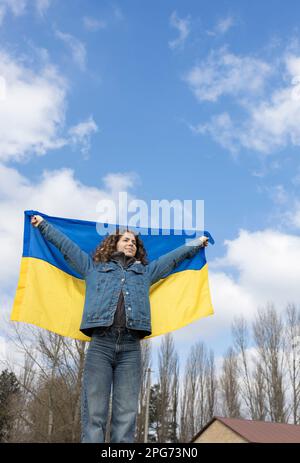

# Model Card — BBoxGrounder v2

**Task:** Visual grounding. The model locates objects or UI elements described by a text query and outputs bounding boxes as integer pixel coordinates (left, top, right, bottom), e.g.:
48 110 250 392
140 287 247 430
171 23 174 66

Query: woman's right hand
31 215 44 228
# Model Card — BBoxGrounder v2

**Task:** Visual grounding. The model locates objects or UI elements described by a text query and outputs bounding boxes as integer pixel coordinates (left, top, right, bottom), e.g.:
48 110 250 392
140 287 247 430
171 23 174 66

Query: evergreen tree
0 369 20 442
148 383 176 442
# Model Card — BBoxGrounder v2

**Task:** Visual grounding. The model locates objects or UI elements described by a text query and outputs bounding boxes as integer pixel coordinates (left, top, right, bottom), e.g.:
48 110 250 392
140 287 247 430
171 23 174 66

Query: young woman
30 214 208 443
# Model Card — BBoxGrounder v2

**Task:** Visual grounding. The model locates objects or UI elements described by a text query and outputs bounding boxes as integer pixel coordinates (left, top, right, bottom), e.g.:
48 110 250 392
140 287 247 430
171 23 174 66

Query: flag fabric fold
11 210 214 341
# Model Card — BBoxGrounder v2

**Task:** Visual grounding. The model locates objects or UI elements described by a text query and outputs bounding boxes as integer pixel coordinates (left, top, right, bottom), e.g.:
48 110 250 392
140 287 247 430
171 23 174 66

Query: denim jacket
38 220 204 337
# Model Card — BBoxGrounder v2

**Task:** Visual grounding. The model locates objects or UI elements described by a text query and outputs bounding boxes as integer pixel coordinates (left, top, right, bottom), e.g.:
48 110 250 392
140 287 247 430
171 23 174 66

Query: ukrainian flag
11 210 214 341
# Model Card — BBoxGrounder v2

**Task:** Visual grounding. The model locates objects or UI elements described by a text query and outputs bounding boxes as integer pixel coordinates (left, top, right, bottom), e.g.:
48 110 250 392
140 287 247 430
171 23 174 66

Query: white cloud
207 15 235 37
169 10 191 50
0 0 26 25
102 172 138 193
187 48 300 154
238 57 300 153
0 73 5 100
184 47 271 102
212 228 300 305
0 0 51 23
68 116 99 159
0 6 5 24
215 16 235 34
83 16 106 31
35 0 51 17
0 48 98 162
0 0 26 17
190 112 239 153
265 184 289 205
55 29 87 71
0 49 68 162
285 200 300 229
254 183 300 232
0 334 6 360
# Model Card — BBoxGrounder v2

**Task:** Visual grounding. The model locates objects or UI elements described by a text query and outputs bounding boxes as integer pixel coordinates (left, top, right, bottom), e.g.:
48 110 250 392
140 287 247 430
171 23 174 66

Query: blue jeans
81 326 142 443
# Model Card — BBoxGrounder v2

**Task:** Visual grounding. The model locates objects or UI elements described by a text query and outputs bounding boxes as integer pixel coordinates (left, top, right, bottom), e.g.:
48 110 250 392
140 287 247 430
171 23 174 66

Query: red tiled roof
192 416 300 443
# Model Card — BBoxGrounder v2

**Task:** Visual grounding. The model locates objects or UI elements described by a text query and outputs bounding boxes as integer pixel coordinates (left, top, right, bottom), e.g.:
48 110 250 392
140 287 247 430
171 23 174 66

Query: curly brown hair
92 227 148 265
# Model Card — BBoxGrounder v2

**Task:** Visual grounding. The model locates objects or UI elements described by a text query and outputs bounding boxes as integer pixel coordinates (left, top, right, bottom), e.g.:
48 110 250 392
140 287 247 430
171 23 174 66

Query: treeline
0 303 299 442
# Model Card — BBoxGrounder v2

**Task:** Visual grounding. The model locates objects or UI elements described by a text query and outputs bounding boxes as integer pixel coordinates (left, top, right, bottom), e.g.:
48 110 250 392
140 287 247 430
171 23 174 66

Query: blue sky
1 0 300 375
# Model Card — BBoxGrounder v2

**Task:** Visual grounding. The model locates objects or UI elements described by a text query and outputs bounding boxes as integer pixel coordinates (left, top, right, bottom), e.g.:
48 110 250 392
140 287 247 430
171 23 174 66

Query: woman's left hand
199 236 209 247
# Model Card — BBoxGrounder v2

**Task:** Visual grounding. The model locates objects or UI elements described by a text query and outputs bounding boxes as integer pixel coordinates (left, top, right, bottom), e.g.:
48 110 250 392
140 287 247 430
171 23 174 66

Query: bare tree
232 316 255 418
251 362 267 420
179 341 216 442
3 323 87 442
5 301 298 442
135 339 152 442
252 304 287 422
180 345 199 440
285 304 300 424
206 348 217 422
157 333 178 442
170 352 179 443
219 347 241 418
232 316 267 419
179 369 189 443
194 343 210 430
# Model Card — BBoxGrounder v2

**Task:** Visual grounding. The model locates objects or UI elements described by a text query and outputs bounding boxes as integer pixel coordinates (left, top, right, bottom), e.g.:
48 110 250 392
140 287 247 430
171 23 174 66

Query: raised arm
31 215 94 277
146 236 208 285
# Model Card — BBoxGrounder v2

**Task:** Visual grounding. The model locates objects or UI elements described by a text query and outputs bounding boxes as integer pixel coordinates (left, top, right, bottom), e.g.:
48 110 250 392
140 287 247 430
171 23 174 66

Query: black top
110 251 137 327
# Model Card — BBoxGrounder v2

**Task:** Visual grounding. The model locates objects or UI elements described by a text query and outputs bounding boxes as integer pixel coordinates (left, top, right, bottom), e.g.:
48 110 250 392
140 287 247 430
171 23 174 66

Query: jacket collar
110 251 137 268
106 253 145 273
